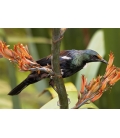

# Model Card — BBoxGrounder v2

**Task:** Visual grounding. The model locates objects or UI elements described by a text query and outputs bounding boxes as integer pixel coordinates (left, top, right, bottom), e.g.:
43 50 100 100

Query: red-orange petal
91 90 103 102
104 66 116 78
86 78 96 90
100 78 109 91
109 71 120 85
19 44 32 59
89 82 100 93
106 52 114 72
80 75 87 94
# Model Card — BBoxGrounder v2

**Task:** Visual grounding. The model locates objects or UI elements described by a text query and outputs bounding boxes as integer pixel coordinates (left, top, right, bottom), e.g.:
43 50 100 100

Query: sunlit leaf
79 102 98 109
40 90 98 109
43 82 78 98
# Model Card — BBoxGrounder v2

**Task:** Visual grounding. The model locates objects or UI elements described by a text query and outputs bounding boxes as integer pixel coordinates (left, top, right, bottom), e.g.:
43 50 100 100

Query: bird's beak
101 59 108 64
97 55 108 64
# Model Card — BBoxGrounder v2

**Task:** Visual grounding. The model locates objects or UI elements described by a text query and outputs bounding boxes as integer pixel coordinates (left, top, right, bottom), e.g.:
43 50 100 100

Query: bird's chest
60 58 86 78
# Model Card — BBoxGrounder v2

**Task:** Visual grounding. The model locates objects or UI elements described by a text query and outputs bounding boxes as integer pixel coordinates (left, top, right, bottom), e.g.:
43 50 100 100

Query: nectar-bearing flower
0 41 40 71
75 52 120 108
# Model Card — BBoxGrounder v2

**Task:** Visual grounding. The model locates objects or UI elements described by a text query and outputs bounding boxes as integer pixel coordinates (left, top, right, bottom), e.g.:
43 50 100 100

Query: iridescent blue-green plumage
8 49 107 95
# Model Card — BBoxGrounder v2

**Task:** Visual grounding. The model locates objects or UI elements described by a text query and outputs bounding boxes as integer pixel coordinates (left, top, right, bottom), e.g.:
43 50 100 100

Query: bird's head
83 49 108 64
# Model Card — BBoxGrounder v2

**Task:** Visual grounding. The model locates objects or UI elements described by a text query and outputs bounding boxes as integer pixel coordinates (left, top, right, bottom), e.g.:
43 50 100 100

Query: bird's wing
36 55 51 66
36 50 74 66
59 50 74 57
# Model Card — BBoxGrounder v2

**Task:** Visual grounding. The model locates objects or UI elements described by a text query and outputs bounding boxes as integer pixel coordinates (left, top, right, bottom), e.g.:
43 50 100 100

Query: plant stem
51 28 68 109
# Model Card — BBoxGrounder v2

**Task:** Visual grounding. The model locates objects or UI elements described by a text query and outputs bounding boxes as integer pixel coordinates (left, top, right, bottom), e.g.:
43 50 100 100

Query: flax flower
0 41 40 71
75 52 120 108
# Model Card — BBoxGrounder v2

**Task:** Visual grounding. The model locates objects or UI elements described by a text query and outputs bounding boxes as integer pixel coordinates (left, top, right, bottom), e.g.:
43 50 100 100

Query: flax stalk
51 28 68 109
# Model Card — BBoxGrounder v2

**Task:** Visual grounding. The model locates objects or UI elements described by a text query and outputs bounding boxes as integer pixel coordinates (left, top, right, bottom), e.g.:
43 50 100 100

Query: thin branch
29 67 55 76
51 28 68 109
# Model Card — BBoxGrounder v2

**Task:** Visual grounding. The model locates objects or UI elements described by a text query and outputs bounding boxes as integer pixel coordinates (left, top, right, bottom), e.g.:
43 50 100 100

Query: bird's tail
8 79 29 95
8 71 49 96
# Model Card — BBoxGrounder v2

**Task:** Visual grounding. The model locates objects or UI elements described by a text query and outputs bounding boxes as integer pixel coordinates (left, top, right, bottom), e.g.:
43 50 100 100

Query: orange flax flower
91 90 103 102
104 66 116 78
106 52 114 72
0 41 40 71
85 78 96 90
100 78 109 91
0 41 16 61
80 75 87 94
75 52 120 108
109 71 120 85
14 44 33 60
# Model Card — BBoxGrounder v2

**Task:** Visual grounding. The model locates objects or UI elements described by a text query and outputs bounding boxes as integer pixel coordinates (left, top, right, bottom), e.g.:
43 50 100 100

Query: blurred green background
0 28 120 109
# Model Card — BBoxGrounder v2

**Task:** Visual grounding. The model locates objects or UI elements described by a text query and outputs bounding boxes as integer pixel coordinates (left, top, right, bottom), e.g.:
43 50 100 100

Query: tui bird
8 49 107 95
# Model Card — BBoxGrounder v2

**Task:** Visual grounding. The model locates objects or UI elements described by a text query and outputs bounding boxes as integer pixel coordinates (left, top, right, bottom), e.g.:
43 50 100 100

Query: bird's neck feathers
71 50 93 66
71 51 87 67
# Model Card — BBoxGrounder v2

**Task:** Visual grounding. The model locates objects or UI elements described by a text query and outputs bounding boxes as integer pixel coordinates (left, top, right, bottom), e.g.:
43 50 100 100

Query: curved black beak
97 54 108 64
101 59 108 64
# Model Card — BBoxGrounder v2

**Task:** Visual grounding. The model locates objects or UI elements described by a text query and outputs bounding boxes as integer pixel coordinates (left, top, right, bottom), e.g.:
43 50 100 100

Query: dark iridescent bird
8 49 107 95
